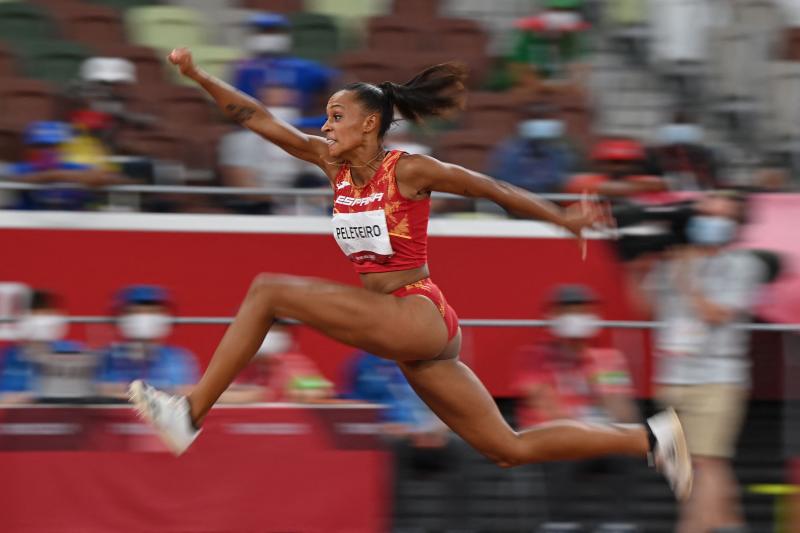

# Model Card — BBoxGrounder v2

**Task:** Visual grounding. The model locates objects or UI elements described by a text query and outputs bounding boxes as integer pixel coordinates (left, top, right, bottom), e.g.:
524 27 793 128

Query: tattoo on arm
225 104 256 124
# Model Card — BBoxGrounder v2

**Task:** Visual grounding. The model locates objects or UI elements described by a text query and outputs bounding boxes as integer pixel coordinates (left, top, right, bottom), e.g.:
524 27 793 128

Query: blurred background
0 0 799 532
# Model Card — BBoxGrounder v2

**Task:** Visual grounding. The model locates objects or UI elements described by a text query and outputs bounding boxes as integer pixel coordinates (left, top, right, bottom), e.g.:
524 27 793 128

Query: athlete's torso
331 150 431 283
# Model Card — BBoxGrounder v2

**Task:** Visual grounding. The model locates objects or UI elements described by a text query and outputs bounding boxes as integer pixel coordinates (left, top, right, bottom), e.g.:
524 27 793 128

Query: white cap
80 57 137 83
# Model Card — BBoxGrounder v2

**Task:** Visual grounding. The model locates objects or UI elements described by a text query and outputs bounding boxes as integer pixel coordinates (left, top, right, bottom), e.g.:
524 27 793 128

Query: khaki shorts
656 383 748 459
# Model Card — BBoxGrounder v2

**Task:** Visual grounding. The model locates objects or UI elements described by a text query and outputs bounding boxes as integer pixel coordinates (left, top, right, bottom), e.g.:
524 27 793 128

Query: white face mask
19 313 68 342
118 313 172 341
268 106 300 124
550 313 600 339
686 215 737 247
257 329 292 357
247 34 291 54
519 119 565 140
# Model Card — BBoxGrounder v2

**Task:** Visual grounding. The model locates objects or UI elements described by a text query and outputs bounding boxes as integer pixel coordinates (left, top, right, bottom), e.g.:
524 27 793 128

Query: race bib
332 209 394 264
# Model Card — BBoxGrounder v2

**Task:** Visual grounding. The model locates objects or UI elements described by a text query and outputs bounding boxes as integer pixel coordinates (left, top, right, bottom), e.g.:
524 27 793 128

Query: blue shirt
0 345 37 392
341 352 434 427
97 343 199 390
233 56 336 112
489 138 575 193
7 161 95 210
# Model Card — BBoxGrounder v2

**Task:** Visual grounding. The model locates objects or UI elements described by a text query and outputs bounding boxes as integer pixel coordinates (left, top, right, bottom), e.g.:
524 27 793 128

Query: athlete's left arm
397 154 599 237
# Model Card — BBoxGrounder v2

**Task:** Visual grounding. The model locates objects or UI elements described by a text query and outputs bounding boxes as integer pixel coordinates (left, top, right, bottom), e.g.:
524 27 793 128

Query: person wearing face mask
0 289 76 404
646 113 720 191
635 191 770 533
488 111 576 195
96 285 198 401
232 13 336 116
219 82 325 215
565 137 669 201
514 284 641 532
219 322 332 403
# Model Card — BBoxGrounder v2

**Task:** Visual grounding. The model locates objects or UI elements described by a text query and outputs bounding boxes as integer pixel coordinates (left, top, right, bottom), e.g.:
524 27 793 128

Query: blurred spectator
509 0 590 90
0 289 98 404
385 118 432 157
489 112 577 194
565 137 668 199
5 121 126 210
515 284 639 531
342 351 467 530
61 109 118 172
220 323 332 403
630 191 771 533
97 285 198 400
72 57 153 133
233 13 336 116
218 83 314 214
646 112 720 191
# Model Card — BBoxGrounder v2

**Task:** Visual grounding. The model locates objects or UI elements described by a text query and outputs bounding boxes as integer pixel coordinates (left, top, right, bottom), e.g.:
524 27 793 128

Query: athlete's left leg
398 354 650 468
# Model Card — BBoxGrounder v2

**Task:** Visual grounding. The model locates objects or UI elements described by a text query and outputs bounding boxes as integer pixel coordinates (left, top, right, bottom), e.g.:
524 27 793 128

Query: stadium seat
0 77 57 128
764 62 800 143
462 91 520 137
85 0 161 11
391 0 439 19
126 6 207 53
180 44 242 84
16 40 91 86
0 3 57 45
708 25 768 106
288 12 339 65
52 3 128 51
435 129 496 173
116 127 187 164
305 0 389 51
216 8 257 48
336 50 414 85
367 15 432 51
434 17 489 57
606 0 648 26
239 0 302 13
92 43 166 84
0 125 25 162
786 27 800 60
157 85 215 128
0 41 20 77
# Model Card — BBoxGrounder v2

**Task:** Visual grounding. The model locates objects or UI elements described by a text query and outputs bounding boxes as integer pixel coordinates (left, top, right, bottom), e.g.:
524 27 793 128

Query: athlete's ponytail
344 62 468 138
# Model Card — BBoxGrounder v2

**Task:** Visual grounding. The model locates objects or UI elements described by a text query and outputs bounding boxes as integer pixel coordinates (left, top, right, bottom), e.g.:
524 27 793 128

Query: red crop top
331 150 430 273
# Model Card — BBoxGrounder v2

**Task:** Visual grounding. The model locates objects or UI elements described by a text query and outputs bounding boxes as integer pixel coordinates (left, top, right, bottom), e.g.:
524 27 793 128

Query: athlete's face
321 90 379 158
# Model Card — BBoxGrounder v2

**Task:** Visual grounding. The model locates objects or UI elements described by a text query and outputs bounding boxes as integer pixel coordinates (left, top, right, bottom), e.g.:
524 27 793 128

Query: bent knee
485 437 526 469
248 273 295 297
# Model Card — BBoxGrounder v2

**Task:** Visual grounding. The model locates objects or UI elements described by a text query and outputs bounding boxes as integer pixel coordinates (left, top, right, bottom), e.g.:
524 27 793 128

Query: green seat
176 44 243 85
86 0 161 11
16 40 91 86
0 3 57 45
305 0 387 50
606 0 648 26
288 12 339 65
126 6 207 53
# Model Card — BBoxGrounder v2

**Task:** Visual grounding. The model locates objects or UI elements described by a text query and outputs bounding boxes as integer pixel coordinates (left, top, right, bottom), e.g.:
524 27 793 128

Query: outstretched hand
167 47 197 77
562 191 615 261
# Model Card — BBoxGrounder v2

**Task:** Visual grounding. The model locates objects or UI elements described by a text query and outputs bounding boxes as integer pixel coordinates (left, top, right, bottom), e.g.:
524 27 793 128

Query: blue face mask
686 215 737 246
658 124 704 145
519 119 564 140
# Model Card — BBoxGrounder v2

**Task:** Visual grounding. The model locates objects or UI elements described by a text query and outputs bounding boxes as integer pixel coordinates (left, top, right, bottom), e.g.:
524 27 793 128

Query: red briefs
391 278 459 341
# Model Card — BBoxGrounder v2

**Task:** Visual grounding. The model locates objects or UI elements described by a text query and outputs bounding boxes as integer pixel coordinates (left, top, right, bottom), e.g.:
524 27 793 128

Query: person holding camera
629 191 769 533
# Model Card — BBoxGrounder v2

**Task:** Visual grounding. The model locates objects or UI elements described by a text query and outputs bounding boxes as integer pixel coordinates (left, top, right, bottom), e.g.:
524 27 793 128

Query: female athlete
130 48 691 500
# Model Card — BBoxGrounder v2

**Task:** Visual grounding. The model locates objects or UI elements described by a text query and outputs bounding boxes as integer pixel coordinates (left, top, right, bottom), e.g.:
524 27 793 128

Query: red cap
591 138 645 161
70 109 112 131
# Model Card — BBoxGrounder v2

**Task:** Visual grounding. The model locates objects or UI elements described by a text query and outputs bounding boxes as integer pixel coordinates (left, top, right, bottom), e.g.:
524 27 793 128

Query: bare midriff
359 264 430 294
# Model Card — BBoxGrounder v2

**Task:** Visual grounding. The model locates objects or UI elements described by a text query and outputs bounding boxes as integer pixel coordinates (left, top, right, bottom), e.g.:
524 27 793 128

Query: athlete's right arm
168 48 332 173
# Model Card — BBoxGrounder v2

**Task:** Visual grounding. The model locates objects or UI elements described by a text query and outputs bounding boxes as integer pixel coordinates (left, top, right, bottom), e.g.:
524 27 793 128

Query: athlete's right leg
186 273 450 425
